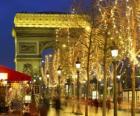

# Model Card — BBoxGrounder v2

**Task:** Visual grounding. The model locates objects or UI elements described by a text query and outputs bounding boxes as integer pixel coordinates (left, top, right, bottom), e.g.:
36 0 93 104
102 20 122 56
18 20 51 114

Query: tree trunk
113 61 117 116
131 1 137 115
131 64 136 116
85 27 93 116
102 31 108 116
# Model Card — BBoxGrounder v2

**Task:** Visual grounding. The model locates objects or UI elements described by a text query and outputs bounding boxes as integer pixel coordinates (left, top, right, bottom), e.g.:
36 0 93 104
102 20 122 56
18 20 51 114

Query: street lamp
117 75 121 109
57 66 62 96
75 58 82 115
111 45 118 116
46 71 50 78
46 71 50 95
117 75 121 95
71 75 77 113
116 75 121 80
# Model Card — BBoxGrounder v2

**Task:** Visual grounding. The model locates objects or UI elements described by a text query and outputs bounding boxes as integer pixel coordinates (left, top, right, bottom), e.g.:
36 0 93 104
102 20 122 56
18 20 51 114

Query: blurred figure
106 98 111 112
54 96 61 116
64 96 68 107
39 98 49 116
94 99 99 113
23 103 30 116
117 95 122 109
29 95 39 116
98 98 103 107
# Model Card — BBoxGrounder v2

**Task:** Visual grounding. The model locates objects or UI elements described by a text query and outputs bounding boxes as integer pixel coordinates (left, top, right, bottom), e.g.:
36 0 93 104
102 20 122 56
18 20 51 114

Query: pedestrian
98 98 103 107
54 96 61 116
23 103 30 116
106 98 111 112
117 96 122 109
29 96 39 116
64 96 68 107
94 99 99 113
39 98 49 116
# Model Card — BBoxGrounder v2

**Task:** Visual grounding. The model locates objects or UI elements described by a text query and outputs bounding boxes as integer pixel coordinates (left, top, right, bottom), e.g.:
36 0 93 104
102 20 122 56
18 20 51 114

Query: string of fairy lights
125 0 140 65
78 0 139 81
95 0 139 75
42 0 139 86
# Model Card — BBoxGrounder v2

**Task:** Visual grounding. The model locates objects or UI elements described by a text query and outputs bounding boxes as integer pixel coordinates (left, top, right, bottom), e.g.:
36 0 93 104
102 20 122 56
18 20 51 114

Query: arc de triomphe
12 13 90 76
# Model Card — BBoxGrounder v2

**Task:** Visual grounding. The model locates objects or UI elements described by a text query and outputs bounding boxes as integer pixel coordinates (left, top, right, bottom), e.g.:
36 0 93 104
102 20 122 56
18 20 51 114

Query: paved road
1 101 140 116
46 104 140 116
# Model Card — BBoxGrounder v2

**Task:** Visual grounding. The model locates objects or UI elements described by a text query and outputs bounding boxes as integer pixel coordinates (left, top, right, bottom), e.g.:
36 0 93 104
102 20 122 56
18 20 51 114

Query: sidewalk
119 101 140 113
1 100 140 116
47 104 140 116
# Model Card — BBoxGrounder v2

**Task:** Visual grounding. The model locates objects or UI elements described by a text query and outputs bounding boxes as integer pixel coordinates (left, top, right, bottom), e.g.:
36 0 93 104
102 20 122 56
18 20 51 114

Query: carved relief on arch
18 42 37 54
23 63 33 76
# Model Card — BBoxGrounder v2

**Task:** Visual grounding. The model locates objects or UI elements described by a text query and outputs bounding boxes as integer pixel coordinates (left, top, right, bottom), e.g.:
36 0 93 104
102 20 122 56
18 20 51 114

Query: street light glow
57 66 62 75
111 49 118 58
46 74 49 78
39 77 42 80
117 75 121 79
85 26 91 32
76 58 81 69
62 44 67 48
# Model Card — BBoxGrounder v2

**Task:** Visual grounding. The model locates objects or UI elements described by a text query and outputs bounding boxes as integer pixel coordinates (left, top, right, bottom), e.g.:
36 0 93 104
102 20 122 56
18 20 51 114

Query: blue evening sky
0 0 73 69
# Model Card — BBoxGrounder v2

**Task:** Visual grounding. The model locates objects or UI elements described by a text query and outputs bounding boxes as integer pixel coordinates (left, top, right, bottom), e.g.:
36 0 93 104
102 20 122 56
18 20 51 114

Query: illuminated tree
41 0 139 116
70 0 140 116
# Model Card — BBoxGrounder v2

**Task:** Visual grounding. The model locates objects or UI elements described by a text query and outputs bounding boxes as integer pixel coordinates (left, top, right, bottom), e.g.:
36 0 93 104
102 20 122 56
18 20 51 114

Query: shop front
0 65 31 113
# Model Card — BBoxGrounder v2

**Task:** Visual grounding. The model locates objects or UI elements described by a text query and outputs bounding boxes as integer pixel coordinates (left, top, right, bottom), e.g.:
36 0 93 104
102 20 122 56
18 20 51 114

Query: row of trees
40 0 139 116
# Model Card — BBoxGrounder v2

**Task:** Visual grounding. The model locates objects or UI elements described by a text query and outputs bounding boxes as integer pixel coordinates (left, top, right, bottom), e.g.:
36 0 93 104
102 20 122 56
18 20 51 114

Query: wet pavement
1 101 140 116
47 104 140 116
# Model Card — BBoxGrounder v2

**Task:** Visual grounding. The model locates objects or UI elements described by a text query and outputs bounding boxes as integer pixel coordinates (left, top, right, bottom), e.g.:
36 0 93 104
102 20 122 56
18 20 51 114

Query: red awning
0 65 32 82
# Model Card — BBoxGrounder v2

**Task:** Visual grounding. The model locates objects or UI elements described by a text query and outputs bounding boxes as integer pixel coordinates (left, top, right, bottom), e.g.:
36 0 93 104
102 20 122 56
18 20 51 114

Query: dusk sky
0 0 73 69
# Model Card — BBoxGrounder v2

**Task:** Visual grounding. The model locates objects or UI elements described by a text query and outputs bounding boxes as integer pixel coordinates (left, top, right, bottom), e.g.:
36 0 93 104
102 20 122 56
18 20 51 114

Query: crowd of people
22 95 62 116
88 98 111 113
87 96 123 113
5 94 123 116
24 95 123 115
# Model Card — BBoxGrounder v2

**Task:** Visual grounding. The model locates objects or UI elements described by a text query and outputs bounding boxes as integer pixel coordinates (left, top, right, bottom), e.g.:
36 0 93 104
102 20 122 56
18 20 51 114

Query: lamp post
111 46 118 116
117 75 121 109
46 71 50 95
75 58 82 115
117 75 121 96
57 66 62 96
72 75 76 113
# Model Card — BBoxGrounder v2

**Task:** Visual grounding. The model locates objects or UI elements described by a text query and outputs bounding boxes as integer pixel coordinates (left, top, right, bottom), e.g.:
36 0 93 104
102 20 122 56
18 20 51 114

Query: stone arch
12 13 90 76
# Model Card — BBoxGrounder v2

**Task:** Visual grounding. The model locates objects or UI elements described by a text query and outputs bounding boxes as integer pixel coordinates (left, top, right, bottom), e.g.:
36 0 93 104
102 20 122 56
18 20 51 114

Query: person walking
54 96 61 116
39 98 49 116
94 99 99 113
117 96 122 109
106 98 111 112
23 103 30 116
